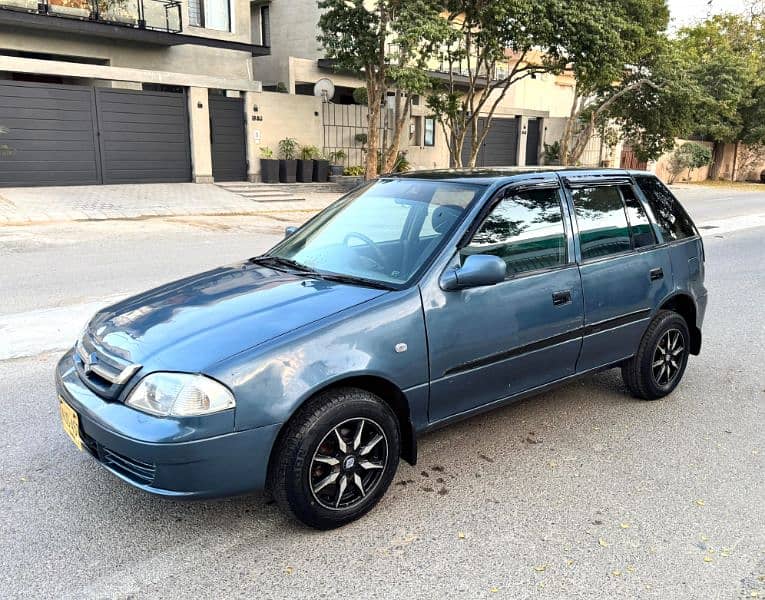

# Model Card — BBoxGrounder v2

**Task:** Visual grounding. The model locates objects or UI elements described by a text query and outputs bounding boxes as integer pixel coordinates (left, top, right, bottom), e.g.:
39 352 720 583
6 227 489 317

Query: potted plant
313 150 330 183
278 137 298 183
259 147 279 183
297 145 319 183
328 150 347 176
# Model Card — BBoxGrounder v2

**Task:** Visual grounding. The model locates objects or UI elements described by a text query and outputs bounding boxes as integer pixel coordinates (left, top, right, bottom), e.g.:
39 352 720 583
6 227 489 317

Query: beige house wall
0 27 254 82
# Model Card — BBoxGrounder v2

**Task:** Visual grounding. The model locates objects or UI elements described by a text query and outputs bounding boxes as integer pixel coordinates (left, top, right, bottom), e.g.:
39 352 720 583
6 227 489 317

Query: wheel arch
266 375 417 489
659 292 701 355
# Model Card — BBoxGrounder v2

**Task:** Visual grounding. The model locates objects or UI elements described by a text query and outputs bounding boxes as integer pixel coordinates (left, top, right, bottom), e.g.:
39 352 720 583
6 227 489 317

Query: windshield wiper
250 255 394 290
249 255 316 273
312 271 395 291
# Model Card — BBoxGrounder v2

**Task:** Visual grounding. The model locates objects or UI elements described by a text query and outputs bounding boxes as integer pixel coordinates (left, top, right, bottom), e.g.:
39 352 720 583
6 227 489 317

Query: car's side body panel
207 286 430 432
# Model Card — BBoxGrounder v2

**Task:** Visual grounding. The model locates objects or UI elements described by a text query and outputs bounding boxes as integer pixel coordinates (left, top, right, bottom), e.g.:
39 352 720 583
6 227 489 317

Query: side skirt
419 359 629 436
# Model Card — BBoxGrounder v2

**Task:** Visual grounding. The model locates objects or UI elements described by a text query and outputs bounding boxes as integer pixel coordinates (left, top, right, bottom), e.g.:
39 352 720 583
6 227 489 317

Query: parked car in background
56 168 707 529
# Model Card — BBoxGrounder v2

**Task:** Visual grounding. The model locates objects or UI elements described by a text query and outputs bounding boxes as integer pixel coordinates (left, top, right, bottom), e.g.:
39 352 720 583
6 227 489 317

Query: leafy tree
676 12 765 178
318 0 451 178
426 0 567 168
558 0 672 165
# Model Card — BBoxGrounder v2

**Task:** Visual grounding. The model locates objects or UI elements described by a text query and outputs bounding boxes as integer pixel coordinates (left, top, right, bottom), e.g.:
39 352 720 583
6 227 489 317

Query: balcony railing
0 0 182 33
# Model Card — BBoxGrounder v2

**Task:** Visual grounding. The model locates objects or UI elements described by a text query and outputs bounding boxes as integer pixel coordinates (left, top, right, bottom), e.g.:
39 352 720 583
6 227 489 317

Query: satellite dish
313 78 335 102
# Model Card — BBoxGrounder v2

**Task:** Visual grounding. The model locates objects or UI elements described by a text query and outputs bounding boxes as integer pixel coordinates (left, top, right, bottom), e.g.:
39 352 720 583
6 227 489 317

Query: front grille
81 429 156 486
74 334 141 400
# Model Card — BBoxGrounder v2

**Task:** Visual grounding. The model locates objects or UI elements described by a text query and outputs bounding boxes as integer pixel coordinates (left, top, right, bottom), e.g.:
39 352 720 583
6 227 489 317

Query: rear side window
462 188 567 276
634 176 696 241
620 185 656 249
572 185 631 260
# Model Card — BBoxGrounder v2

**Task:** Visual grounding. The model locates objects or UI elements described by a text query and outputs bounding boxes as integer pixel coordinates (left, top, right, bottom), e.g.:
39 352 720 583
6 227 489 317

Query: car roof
387 167 653 185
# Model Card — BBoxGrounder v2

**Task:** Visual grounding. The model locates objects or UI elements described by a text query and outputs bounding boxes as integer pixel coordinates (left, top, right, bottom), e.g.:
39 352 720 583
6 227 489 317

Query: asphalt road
0 187 764 599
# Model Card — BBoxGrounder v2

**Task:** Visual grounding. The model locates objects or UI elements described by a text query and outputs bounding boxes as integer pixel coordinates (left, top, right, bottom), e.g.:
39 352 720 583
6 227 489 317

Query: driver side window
461 188 568 277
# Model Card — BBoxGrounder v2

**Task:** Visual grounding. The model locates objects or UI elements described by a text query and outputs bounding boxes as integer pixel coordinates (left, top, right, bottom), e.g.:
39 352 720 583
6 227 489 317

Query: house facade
252 2 582 171
0 0 272 185
0 0 607 187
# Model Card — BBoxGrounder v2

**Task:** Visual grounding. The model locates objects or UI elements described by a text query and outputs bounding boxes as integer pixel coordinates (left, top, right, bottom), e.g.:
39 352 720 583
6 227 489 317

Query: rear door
564 176 673 371
424 180 584 422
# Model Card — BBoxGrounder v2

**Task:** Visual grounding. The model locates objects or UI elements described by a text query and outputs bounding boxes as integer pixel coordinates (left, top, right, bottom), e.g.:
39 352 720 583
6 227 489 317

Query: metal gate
0 81 191 187
95 88 191 184
209 94 247 182
322 103 389 168
460 117 520 167
0 80 101 186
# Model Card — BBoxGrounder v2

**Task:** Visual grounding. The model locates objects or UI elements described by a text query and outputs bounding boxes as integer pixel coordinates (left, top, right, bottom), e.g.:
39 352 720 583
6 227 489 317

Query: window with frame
572 185 632 260
260 5 270 46
423 117 435 147
634 176 696 241
188 0 231 31
461 188 568 276
619 185 656 249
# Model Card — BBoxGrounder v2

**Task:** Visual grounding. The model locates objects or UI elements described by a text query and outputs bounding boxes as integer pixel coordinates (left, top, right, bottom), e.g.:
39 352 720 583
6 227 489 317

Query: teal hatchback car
56 169 706 528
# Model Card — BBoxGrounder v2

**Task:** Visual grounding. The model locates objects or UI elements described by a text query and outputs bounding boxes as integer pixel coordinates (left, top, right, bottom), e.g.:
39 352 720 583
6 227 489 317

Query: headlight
126 373 235 417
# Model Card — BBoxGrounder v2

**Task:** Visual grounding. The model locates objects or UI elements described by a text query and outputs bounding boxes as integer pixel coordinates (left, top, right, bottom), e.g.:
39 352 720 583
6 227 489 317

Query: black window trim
457 181 571 281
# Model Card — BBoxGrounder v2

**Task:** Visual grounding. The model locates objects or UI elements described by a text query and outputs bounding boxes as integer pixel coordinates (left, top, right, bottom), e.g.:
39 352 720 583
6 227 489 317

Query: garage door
95 88 191 184
209 94 247 182
0 81 191 187
460 117 519 167
0 81 101 186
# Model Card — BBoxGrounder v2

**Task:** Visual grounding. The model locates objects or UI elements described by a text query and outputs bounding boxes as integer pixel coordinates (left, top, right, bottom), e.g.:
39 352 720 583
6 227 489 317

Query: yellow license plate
59 397 83 452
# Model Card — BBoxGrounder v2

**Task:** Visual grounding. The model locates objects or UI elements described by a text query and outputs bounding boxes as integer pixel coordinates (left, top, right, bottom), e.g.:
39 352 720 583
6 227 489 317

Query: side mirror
284 226 298 238
440 254 506 291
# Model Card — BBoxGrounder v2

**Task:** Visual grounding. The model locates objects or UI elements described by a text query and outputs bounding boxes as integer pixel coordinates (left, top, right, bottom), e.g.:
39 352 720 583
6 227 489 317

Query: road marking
697 213 765 236
0 295 125 361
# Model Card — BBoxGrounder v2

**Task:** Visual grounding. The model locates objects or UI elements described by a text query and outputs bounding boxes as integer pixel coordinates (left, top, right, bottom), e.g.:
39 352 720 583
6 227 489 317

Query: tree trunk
364 74 381 180
709 142 724 180
382 92 411 173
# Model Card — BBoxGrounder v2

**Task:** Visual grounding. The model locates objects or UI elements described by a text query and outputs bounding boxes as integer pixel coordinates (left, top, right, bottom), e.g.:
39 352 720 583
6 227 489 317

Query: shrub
300 145 320 160
278 137 298 160
328 149 347 164
352 87 368 105
667 142 712 183
259 146 274 159
343 165 365 176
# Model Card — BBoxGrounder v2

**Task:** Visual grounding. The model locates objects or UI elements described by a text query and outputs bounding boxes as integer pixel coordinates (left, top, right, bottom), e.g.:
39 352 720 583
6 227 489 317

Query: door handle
649 267 664 281
552 290 572 306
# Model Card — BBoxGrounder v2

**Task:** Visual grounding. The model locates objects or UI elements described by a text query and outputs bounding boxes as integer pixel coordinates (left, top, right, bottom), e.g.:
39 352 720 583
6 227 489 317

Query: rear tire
268 387 400 529
621 310 690 400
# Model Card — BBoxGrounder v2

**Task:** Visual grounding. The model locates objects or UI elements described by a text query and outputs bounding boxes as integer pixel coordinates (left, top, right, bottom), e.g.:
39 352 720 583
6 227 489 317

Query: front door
423 183 584 423
565 180 673 371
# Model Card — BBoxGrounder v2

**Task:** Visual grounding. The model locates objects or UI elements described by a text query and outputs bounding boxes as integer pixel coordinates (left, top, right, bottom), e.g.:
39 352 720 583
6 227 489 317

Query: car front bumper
55 351 281 498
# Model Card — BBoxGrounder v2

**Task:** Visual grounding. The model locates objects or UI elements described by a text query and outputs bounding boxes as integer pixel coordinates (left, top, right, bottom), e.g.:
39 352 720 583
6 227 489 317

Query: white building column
244 90 261 182
516 115 529 166
187 87 214 184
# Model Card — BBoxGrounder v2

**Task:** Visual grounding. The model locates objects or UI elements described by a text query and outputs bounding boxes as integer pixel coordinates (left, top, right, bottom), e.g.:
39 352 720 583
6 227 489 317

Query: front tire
622 310 691 400
268 387 400 529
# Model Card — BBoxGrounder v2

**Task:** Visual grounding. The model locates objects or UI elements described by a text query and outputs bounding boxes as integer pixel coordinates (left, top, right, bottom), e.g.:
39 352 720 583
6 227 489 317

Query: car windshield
266 179 486 287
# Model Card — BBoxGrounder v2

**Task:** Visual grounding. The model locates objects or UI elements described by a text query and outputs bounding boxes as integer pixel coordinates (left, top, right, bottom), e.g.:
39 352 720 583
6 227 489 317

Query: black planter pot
260 159 279 183
279 159 297 183
330 164 344 176
313 159 330 182
296 159 314 183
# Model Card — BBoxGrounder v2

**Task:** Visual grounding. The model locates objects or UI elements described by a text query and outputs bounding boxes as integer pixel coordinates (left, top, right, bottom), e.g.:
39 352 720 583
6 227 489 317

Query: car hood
86 262 387 371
